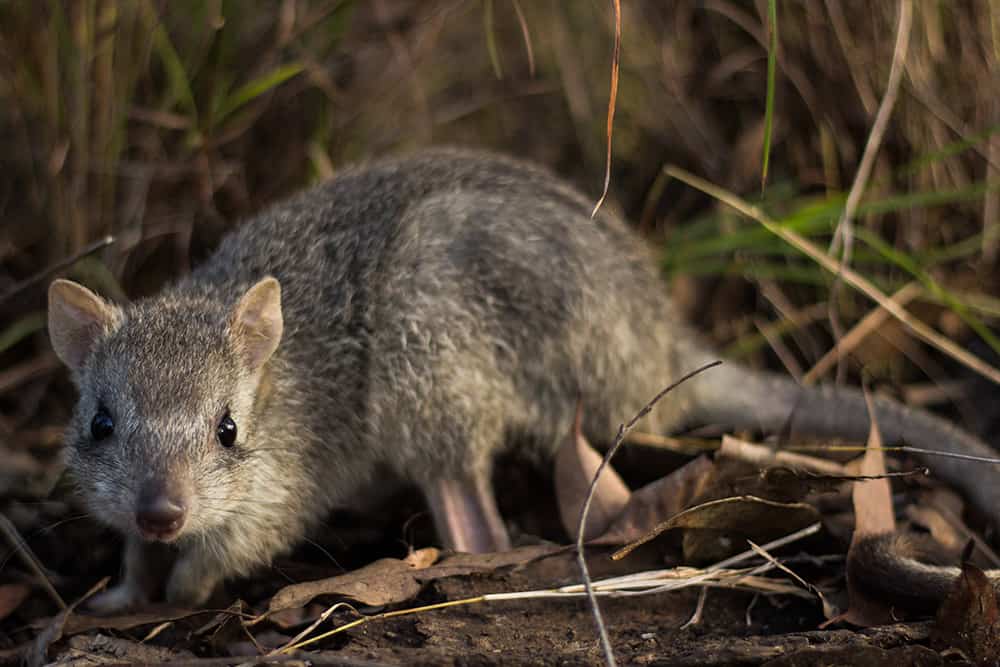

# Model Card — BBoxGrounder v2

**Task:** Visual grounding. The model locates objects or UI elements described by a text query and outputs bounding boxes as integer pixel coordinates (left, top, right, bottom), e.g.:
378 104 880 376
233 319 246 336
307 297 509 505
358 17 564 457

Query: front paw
165 558 217 608
85 581 148 615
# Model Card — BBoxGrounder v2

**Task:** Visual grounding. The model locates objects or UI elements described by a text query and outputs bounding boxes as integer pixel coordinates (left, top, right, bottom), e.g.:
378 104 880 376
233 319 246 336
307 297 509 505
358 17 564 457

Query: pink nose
136 491 186 540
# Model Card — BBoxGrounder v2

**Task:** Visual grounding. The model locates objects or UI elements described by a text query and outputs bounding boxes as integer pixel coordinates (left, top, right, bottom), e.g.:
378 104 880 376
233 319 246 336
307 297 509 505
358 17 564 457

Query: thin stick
803 282 921 385
900 446 1000 465
610 522 822 588
279 596 486 653
827 0 912 382
575 361 722 667
511 0 535 76
0 235 115 305
271 602 360 655
0 513 66 609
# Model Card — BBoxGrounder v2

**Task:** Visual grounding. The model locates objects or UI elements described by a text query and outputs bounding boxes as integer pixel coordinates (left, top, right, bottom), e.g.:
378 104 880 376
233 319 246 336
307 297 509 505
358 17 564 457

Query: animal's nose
136 486 187 540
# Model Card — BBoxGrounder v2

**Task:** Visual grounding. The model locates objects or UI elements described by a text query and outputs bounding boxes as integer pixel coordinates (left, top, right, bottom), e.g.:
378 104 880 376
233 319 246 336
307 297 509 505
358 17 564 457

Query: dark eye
217 413 237 448
90 408 114 441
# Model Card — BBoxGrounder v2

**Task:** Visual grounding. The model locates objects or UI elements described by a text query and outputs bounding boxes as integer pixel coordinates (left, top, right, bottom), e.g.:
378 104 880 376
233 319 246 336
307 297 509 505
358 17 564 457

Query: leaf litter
5 378 1000 664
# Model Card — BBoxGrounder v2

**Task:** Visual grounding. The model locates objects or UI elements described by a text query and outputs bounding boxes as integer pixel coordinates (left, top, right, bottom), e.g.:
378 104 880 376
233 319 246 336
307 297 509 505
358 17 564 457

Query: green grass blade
214 62 304 125
149 13 197 117
897 124 1000 177
0 312 45 355
760 0 778 192
483 0 503 79
856 228 1000 355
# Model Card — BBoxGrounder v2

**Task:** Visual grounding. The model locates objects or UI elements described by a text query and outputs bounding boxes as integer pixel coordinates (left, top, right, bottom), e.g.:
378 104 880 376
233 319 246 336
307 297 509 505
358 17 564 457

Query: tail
688 361 1000 532
848 533 1000 612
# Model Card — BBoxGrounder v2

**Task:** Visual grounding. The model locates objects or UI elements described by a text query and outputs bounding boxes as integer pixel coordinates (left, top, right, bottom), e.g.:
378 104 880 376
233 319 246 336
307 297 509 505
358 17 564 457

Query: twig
0 512 66 609
827 0 912 382
271 602 361 655
899 446 1000 465
0 235 115 306
747 540 835 618
608 522 823 586
511 0 535 76
575 361 722 667
803 282 921 385
278 597 486 653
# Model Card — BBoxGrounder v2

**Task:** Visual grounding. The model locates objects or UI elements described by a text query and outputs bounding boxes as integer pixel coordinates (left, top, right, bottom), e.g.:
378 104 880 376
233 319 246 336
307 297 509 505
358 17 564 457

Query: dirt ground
1 449 990 667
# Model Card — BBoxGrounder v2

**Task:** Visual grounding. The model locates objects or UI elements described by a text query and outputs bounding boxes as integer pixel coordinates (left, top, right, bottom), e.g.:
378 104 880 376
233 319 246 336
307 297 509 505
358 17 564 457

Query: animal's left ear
230 277 283 370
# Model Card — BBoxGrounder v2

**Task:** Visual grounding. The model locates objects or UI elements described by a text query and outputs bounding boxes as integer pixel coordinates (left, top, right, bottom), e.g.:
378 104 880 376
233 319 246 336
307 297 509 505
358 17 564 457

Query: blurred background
1 0 999 494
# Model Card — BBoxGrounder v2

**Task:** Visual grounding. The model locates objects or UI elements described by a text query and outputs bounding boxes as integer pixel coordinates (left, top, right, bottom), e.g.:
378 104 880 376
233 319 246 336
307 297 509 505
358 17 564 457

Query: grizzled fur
56 149 1000 610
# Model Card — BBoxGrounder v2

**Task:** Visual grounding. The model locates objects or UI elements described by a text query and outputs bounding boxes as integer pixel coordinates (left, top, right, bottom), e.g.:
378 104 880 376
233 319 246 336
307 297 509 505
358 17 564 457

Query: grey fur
51 148 1000 610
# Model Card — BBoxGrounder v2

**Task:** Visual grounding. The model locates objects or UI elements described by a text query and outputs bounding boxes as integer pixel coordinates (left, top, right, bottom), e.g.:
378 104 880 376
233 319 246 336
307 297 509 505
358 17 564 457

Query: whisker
300 536 344 571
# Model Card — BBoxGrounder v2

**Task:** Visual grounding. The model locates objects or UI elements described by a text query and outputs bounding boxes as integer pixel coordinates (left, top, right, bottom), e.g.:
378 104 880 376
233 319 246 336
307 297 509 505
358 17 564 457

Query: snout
135 482 188 542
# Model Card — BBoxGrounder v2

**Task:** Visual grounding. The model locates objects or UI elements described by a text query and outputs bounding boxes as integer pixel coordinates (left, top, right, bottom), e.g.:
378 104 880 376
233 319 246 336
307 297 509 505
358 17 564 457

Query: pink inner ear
48 280 119 370
233 279 283 369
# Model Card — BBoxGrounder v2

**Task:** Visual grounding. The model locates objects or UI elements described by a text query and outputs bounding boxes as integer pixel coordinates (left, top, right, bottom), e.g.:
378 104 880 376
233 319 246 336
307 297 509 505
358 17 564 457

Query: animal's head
47 277 283 543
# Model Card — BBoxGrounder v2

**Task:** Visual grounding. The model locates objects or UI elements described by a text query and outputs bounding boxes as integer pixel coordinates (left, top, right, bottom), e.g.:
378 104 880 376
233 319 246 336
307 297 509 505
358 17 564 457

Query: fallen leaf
405 547 440 569
717 434 847 475
931 551 1000 662
267 545 561 614
849 389 895 539
417 544 563 581
44 606 215 638
613 495 820 561
554 402 630 540
844 387 897 626
268 552 434 613
591 455 715 545
751 466 853 503
27 577 109 667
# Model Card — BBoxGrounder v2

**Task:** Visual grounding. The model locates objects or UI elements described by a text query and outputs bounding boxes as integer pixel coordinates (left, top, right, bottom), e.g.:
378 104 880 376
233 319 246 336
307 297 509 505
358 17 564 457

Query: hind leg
423 467 511 553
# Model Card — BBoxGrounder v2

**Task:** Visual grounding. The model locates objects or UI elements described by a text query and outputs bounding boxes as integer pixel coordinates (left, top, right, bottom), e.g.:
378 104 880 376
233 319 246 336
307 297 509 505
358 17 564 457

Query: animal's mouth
138 522 184 543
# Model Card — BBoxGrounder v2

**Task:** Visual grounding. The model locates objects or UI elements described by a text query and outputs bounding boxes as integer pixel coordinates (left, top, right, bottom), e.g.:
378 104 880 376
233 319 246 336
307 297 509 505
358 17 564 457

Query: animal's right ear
48 279 121 371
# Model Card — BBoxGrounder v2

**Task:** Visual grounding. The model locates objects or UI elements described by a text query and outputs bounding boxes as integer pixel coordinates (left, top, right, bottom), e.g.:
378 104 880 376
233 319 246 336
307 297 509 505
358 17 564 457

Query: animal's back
186 150 705 490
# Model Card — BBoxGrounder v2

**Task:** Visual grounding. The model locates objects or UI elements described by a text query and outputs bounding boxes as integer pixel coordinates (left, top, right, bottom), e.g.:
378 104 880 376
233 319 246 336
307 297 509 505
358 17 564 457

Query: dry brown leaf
417 544 563 581
591 456 715 545
49 606 213 638
268 548 439 613
26 577 112 667
850 389 895 539
554 404 630 540
844 387 897 626
613 495 820 561
404 547 440 568
268 545 560 614
718 434 847 475
931 554 1000 661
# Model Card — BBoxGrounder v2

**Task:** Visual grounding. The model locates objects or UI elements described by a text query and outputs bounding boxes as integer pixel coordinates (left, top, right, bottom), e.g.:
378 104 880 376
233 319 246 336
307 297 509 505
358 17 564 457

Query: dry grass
0 8 999 658
0 0 997 510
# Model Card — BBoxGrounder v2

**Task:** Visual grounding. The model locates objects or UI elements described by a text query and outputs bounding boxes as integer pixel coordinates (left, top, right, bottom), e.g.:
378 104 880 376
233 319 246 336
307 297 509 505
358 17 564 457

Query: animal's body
47 149 1000 612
